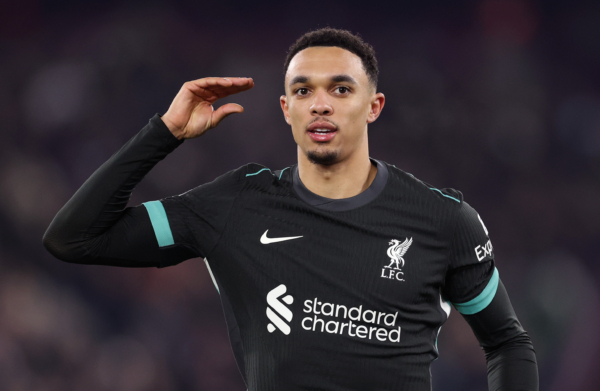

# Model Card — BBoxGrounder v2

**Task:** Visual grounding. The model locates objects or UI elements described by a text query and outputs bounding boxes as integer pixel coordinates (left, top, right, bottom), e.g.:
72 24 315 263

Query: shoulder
383 161 464 207
167 163 291 218
244 163 274 178
204 163 275 184
174 163 256 201
382 162 489 249
187 163 292 191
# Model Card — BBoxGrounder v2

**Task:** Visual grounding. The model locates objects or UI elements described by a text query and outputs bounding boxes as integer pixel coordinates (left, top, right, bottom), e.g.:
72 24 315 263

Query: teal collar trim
453 268 499 315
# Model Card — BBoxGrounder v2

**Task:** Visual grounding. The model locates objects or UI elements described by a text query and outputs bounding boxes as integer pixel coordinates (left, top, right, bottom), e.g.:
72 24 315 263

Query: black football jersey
44 115 537 391
144 159 498 391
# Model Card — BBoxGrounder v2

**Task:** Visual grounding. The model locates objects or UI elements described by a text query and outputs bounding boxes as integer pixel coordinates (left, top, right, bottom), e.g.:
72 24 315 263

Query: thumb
211 103 244 127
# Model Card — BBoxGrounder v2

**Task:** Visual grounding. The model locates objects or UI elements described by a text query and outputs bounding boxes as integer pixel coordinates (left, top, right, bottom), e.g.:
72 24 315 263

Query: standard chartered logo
302 298 401 343
266 285 402 343
266 284 294 335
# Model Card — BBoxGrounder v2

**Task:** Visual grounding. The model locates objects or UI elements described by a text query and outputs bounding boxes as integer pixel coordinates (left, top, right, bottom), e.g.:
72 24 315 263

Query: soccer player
44 28 538 390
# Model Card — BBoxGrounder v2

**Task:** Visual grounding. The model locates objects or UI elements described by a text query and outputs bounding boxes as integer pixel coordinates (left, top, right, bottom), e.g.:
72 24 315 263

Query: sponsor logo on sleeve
477 214 489 236
474 240 493 261
474 214 493 261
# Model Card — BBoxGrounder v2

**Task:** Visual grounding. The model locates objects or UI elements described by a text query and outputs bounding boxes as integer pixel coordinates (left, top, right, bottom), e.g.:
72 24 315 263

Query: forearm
43 115 184 266
463 280 539 391
485 334 538 391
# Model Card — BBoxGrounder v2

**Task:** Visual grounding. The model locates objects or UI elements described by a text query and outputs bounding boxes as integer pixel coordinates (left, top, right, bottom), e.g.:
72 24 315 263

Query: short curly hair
283 28 379 88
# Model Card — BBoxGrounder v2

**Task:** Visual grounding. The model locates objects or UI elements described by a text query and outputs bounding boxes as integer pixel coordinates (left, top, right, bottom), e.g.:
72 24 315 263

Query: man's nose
309 90 333 116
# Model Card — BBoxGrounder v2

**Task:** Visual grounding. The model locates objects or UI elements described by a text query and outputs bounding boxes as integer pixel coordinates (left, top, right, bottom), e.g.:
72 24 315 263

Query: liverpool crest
381 238 413 282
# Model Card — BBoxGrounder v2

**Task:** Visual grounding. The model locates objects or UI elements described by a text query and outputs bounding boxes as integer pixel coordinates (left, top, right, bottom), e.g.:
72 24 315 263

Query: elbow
42 226 88 264
483 331 536 358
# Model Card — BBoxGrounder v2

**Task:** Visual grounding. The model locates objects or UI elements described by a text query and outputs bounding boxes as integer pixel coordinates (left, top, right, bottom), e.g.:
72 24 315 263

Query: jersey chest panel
203 177 455 390
210 189 450 342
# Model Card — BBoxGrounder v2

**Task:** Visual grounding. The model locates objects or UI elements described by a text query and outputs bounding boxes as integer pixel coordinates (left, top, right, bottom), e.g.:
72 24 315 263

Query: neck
297 145 377 200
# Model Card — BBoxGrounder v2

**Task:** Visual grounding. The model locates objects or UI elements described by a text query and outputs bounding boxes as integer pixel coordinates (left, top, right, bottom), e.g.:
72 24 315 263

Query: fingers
188 77 253 90
210 78 255 97
189 77 233 89
210 103 244 127
186 77 254 99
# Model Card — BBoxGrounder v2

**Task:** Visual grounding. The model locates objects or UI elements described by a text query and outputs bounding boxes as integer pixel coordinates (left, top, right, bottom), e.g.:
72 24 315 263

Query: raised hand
161 77 254 140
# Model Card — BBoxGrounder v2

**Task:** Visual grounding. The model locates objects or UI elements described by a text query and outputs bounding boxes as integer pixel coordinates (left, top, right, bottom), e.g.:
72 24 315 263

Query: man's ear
280 95 291 125
367 93 385 124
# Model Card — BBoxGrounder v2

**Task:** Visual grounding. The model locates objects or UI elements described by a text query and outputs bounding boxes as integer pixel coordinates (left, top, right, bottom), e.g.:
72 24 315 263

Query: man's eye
336 87 349 94
297 88 309 95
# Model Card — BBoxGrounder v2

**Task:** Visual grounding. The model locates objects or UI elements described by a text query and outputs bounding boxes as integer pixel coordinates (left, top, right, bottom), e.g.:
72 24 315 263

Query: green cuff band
143 201 175 247
453 267 499 315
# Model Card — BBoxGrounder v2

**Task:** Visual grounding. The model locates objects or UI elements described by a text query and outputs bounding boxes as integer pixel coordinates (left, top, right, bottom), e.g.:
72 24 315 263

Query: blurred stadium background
1 0 599 390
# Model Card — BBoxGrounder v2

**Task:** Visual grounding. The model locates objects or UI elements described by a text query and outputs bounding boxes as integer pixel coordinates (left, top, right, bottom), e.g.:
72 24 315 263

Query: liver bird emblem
385 238 413 270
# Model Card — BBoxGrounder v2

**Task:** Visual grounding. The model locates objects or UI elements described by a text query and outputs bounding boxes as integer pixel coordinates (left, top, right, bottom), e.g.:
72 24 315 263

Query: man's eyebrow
288 74 358 86
289 76 309 86
331 74 357 84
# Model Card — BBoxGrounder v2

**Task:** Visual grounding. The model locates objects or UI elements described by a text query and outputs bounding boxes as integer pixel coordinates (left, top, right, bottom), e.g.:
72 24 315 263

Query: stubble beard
306 148 340 166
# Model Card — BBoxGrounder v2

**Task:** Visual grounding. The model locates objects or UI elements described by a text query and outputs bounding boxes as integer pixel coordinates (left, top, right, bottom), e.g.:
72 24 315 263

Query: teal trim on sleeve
453 268 499 315
143 201 175 247
429 188 461 203
245 168 271 177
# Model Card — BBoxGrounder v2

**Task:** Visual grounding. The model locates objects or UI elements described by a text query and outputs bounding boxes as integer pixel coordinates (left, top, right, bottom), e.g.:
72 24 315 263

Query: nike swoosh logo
260 230 303 244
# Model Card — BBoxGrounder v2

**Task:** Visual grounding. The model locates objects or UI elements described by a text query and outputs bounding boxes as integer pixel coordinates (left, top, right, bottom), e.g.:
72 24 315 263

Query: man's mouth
307 122 338 142
311 128 334 134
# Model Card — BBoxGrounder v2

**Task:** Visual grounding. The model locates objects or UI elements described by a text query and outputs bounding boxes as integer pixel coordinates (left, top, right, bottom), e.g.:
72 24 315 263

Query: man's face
281 46 384 166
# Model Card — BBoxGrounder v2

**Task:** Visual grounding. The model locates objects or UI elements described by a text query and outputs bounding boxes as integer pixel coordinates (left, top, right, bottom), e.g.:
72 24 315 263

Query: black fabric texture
42 114 193 267
463 280 539 390
160 166 247 260
213 271 248 386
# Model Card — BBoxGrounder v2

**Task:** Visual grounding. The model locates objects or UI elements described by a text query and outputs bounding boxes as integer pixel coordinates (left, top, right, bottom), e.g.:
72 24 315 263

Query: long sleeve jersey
44 115 538 391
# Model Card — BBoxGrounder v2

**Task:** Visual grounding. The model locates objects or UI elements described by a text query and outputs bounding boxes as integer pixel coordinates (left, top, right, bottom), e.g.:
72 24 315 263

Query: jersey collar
291 159 389 212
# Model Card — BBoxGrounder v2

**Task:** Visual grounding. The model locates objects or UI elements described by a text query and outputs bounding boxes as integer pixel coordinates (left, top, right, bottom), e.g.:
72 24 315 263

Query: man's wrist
160 114 185 140
149 114 185 148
